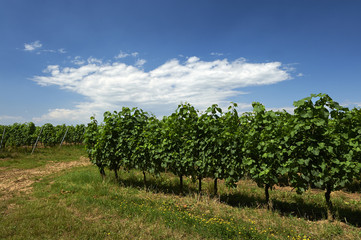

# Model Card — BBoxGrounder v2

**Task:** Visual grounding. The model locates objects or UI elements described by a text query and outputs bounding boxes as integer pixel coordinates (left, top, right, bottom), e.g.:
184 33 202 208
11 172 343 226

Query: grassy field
1 146 361 239
0 145 86 170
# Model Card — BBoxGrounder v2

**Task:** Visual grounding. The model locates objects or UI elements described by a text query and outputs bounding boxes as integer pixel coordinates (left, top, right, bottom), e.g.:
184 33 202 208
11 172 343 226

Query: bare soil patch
0 156 90 200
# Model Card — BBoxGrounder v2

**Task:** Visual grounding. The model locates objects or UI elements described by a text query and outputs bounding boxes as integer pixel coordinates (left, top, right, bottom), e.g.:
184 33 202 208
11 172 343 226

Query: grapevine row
84 94 361 220
0 123 86 148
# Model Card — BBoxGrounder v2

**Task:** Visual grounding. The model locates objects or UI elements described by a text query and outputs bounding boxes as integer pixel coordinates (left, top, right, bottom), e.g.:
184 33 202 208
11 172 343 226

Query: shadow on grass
108 170 361 228
219 191 361 228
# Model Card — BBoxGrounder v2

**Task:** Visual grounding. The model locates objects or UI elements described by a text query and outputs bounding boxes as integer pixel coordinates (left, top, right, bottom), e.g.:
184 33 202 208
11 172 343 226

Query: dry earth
0 156 90 201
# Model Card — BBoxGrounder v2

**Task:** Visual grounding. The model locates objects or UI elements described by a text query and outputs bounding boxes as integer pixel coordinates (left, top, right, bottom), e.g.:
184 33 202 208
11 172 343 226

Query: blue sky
1 0 361 125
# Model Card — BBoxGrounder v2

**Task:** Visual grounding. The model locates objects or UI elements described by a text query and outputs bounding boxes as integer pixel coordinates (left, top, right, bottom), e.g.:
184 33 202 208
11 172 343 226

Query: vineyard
0 123 85 149
2 93 361 239
1 93 361 221
84 93 361 221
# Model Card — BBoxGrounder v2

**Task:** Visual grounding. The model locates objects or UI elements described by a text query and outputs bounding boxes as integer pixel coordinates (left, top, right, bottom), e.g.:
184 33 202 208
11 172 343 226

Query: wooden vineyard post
0 127 5 149
59 127 69 147
31 126 43 155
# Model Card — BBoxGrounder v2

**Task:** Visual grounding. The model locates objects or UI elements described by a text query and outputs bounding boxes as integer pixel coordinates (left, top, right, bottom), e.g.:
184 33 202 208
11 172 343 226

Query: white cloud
71 56 86 65
23 40 66 55
87 57 102 64
211 52 224 56
115 51 139 59
32 102 111 124
135 59 146 67
341 101 361 109
24 40 42 51
58 48 66 54
115 51 129 59
32 56 292 123
0 115 24 121
0 115 25 124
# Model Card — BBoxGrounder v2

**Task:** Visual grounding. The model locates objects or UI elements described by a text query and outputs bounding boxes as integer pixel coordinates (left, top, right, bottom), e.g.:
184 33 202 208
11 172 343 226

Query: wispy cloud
42 49 56 53
135 59 146 67
0 115 25 124
23 40 66 54
24 40 42 51
210 52 224 56
70 56 103 66
32 55 292 124
58 48 66 54
71 56 86 65
87 57 102 64
115 50 139 59
341 101 361 109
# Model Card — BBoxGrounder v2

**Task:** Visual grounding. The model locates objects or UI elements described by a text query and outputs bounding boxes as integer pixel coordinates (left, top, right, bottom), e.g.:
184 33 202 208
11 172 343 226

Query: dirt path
0 156 90 200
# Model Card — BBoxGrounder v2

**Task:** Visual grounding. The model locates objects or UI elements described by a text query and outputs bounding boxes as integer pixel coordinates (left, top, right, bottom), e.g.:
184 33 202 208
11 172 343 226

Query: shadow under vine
106 170 361 228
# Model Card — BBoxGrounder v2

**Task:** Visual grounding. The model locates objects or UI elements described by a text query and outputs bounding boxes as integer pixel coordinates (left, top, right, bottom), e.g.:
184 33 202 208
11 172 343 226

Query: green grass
0 145 85 170
1 167 275 239
1 148 361 239
1 166 360 239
